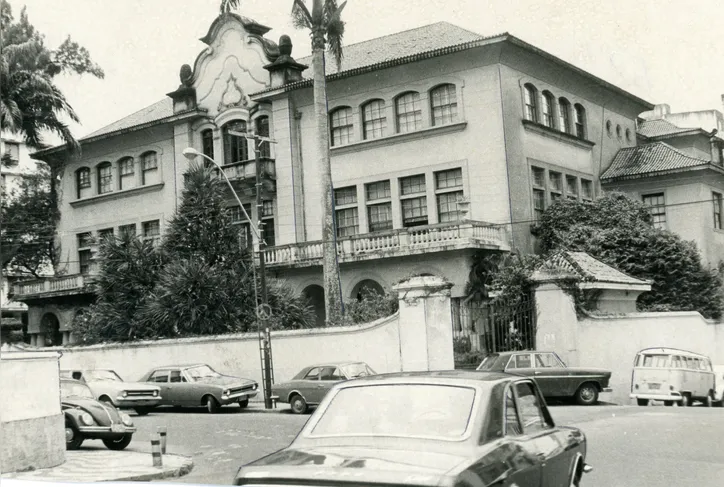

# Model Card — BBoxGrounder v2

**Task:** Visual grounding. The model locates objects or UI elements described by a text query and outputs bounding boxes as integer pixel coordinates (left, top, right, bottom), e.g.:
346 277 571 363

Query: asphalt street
104 403 724 486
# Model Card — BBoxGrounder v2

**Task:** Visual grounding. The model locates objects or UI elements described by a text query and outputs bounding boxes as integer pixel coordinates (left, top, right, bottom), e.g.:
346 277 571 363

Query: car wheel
103 434 133 451
238 399 249 408
681 394 690 407
705 393 714 408
636 398 649 407
664 401 674 407
135 407 151 416
65 422 84 450
290 394 308 414
205 395 220 414
575 383 599 406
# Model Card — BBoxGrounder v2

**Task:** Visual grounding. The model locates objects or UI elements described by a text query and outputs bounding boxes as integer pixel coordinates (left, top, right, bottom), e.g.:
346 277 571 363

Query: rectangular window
400 174 426 196
714 192 723 230
437 191 463 222
402 197 428 227
549 171 562 201
77 169 91 189
566 175 578 200
334 186 357 206
98 228 114 242
642 193 666 229
531 167 545 188
119 224 137 239
435 168 463 190
262 200 275 247
365 180 391 201
256 117 271 158
3 141 19 162
330 108 353 147
77 232 93 249
430 85 458 126
230 203 253 248
363 101 386 140
396 93 422 133
98 164 113 194
77 232 93 275
533 189 546 221
142 220 161 246
142 153 158 170
335 207 359 237
119 158 134 176
368 203 393 232
581 179 593 200
202 129 215 160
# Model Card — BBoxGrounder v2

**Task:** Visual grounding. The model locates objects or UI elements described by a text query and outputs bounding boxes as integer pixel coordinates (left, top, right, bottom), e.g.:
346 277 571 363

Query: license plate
648 383 661 390
111 424 125 433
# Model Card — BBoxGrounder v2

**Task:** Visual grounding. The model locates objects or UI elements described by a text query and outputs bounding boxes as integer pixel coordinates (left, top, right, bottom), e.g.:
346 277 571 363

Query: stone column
393 275 455 372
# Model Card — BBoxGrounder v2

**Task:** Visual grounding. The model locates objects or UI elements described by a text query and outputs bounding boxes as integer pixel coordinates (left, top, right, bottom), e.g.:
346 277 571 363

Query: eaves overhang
600 163 724 184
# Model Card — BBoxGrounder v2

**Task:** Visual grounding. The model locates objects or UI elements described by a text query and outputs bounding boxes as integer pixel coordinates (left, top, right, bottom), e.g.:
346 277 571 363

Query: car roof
60 378 86 385
307 361 368 368
152 364 207 369
350 370 518 386
488 350 549 357
636 347 711 359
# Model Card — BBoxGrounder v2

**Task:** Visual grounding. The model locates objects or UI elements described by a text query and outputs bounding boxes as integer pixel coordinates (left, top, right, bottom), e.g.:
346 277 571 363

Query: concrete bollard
157 426 167 454
151 434 163 467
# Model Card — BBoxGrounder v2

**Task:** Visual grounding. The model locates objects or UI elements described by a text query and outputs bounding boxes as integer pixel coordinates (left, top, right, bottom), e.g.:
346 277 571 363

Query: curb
103 455 194 482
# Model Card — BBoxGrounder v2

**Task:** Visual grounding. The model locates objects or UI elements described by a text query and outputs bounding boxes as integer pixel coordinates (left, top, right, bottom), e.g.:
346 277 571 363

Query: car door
532 353 568 397
505 353 535 379
513 381 574 487
165 369 189 405
147 369 172 405
297 367 322 403
316 366 345 403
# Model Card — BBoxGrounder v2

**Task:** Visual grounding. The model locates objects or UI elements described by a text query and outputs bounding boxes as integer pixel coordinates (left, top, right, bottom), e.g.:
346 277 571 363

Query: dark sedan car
234 371 592 487
477 351 613 405
61 378 136 450
272 361 376 414
139 364 259 413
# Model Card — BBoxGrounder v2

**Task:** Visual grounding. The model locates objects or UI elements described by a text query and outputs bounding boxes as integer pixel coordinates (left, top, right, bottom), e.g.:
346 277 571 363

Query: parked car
138 363 258 413
233 370 593 487
272 361 377 414
714 364 724 407
630 347 716 407
477 350 612 405
60 369 161 415
61 378 136 450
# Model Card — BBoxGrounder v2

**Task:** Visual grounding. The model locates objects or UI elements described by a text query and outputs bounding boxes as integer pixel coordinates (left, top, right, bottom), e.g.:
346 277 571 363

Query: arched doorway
302 285 326 327
40 312 62 347
351 279 385 301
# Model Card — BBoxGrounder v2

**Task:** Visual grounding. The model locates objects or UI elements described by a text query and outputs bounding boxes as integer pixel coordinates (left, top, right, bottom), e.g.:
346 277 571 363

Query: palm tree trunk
312 28 343 325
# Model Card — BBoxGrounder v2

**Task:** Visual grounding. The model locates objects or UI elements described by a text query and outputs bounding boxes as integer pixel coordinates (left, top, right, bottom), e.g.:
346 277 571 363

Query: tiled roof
600 142 712 181
540 251 651 286
637 119 694 138
296 21 485 76
82 98 174 140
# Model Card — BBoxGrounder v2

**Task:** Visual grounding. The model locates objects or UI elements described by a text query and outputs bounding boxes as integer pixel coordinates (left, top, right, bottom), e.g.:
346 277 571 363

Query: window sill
330 121 468 155
70 183 164 208
522 119 595 149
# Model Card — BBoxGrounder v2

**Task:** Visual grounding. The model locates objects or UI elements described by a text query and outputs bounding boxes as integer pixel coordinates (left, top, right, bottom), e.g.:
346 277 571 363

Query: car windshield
86 370 123 382
60 381 94 399
309 384 476 440
477 354 509 371
185 365 221 381
341 363 376 378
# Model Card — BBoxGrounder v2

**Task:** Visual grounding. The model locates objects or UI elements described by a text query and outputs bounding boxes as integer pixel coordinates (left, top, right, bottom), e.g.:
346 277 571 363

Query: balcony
219 157 276 195
263 221 509 268
12 274 93 300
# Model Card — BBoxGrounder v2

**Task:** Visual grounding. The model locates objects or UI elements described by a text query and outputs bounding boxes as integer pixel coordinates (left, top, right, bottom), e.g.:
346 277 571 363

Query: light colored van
630 347 716 407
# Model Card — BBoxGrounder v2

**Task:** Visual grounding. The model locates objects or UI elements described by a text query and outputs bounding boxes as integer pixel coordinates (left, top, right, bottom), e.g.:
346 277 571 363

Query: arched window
541 91 555 128
255 116 271 158
362 99 386 140
616 124 622 139
330 107 353 146
141 151 159 185
606 120 612 136
223 120 248 165
574 104 587 139
97 162 113 194
395 92 422 133
523 84 538 122
201 129 214 161
558 97 571 133
430 84 458 126
76 167 91 198
118 156 135 190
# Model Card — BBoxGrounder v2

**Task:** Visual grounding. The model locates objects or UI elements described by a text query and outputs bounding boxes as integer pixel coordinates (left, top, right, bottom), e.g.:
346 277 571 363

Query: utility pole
228 128 275 409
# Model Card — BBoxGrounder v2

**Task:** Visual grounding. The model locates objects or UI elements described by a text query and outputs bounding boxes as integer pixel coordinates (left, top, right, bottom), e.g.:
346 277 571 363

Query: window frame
642 192 666 229
713 191 723 230
574 103 587 139
255 116 271 158
399 174 428 228
523 84 538 122
365 180 393 232
334 186 359 237
541 91 555 128
96 162 113 194
395 92 423 133
201 129 215 161
330 106 354 147
430 84 458 126
222 120 249 165
141 151 159 185
76 167 91 198
434 168 464 223
362 99 387 140
558 97 571 133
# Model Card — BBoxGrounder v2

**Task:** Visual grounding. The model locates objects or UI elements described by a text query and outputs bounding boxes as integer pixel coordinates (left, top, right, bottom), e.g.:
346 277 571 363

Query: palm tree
219 0 241 15
292 0 347 325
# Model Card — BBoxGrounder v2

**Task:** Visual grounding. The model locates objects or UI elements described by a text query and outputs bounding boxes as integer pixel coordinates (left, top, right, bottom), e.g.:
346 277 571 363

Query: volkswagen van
630 347 716 407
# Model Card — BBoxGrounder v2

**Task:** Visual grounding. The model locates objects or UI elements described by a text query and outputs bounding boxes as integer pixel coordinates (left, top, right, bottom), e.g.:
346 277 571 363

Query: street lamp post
182 146 274 409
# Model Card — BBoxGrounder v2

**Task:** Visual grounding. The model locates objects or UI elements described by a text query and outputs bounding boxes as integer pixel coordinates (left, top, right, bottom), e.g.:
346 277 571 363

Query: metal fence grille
452 294 536 368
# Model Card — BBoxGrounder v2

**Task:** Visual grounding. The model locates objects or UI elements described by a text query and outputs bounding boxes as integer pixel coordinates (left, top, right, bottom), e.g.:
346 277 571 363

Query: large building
12 13 653 345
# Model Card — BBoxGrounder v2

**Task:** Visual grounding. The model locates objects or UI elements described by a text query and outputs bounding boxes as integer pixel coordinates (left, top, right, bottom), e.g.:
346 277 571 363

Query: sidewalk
247 400 291 413
1 450 193 482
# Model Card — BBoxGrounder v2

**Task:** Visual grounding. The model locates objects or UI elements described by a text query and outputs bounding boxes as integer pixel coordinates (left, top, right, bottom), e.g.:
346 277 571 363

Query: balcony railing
220 158 275 181
263 221 508 267
13 274 90 299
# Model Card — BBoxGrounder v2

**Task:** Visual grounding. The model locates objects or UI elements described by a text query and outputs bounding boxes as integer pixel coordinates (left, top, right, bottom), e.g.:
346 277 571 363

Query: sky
8 0 724 145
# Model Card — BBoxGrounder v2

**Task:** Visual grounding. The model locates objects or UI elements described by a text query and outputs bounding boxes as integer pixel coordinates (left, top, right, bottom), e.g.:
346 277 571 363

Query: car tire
290 394 308 414
636 398 649 407
205 395 220 414
664 401 674 407
574 383 599 406
135 407 151 416
681 394 691 407
705 393 714 408
103 434 133 451
65 421 84 450
238 399 249 408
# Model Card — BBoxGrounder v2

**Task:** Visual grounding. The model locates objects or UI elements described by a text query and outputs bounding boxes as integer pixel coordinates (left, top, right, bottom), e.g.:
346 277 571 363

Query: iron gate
452 294 536 368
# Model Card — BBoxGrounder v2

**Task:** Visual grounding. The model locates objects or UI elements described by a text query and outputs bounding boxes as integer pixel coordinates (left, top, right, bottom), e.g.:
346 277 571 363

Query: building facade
12 14 652 344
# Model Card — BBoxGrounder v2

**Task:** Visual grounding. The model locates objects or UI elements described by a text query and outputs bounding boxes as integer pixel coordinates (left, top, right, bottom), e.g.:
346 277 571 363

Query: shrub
341 287 399 325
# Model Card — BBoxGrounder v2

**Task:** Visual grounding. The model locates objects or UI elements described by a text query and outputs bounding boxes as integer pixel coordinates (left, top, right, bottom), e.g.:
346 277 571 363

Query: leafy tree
342 287 399 325
292 0 347 324
1 163 59 276
0 0 104 151
533 192 724 319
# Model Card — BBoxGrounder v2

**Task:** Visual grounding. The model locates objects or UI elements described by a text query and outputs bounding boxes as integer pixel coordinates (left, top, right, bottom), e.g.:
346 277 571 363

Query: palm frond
219 0 241 15
326 17 345 70
291 0 313 30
